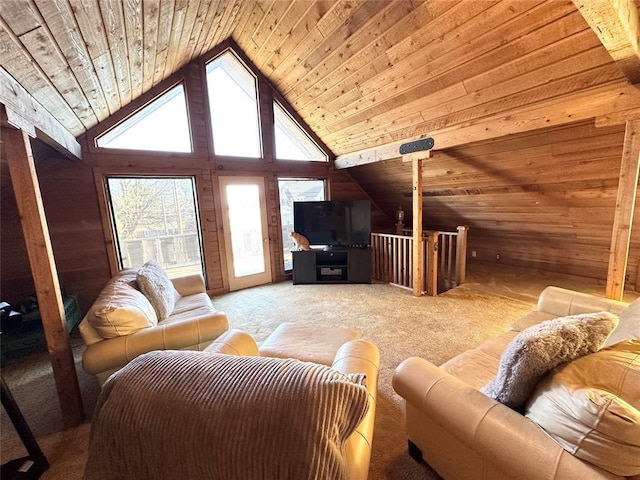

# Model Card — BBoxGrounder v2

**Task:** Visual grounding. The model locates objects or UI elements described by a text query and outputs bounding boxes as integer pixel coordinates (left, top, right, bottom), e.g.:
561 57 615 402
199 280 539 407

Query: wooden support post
2 125 85 428
455 225 469 286
411 156 424 296
606 120 640 300
425 231 439 296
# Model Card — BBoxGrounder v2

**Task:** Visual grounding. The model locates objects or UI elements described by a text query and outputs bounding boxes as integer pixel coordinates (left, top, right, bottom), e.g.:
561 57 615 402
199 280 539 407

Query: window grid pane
274 103 327 162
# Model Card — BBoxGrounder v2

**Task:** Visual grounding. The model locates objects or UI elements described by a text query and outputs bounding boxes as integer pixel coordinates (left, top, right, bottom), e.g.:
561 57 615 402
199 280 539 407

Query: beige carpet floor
2 264 637 479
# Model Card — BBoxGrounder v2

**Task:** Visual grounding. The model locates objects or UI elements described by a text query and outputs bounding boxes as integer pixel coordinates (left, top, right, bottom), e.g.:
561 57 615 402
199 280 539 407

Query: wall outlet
471 250 477 258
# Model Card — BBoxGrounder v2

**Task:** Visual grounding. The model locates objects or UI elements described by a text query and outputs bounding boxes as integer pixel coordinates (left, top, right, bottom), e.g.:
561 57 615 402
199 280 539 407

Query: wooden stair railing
372 226 468 295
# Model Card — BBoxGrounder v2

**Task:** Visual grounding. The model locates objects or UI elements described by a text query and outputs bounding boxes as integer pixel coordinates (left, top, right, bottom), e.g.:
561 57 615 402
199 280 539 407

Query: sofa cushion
87 276 158 338
85 350 369 480
481 311 618 410
136 260 180 320
603 297 640 348
525 340 640 476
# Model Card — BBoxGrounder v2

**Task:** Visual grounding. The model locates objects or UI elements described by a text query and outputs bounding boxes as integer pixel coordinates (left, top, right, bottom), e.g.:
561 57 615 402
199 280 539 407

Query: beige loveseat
79 268 228 385
84 329 379 480
393 286 639 480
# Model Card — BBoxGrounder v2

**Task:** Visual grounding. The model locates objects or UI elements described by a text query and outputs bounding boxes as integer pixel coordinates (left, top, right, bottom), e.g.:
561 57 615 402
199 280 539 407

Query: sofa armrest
171 274 207 296
204 329 260 356
537 286 628 318
393 357 617 479
82 310 228 375
332 340 380 480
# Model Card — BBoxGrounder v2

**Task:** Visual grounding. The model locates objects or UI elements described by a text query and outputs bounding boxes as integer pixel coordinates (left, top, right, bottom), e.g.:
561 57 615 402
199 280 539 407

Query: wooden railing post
455 225 469 286
425 231 439 296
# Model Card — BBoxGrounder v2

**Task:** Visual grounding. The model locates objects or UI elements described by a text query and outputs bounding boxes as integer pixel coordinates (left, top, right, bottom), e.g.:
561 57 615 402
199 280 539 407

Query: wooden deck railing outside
371 226 468 295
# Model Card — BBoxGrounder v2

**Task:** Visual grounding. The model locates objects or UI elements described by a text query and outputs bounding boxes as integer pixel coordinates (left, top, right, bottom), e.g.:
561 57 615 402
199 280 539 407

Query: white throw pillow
136 260 180 320
481 311 619 410
603 297 640 347
525 340 640 476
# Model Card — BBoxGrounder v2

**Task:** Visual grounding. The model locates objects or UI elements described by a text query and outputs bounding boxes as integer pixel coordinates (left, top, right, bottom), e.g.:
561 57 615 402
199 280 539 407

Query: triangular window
96 84 191 152
206 51 261 158
274 102 327 162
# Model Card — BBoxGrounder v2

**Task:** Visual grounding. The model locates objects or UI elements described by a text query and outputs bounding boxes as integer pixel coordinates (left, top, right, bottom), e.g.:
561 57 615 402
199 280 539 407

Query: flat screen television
293 200 371 248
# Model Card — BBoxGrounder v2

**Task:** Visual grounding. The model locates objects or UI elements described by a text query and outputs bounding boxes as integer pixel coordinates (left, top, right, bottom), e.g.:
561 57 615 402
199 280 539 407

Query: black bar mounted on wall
399 137 435 155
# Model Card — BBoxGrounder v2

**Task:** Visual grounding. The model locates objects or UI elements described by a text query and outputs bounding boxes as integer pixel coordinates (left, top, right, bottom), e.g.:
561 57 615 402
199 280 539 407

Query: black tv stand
292 247 371 285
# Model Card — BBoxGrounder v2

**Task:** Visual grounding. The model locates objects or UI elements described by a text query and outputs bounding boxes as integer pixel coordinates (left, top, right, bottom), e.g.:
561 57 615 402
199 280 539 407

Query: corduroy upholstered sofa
393 286 640 480
78 268 228 385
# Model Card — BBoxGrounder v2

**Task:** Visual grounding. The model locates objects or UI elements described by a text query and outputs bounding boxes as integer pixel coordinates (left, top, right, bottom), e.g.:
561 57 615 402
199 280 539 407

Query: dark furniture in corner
292 248 372 285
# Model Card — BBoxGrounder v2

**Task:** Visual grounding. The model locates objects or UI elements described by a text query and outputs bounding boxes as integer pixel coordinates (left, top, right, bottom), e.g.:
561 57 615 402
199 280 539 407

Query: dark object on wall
1 376 49 479
399 137 434 154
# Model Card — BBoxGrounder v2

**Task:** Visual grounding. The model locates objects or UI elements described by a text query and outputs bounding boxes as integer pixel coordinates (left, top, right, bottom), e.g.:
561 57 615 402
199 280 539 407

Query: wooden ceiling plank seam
334 81 640 167
267 0 369 83
573 0 640 85
214 1 248 51
169 0 205 73
15 1 99 129
252 1 314 66
181 0 215 65
330 62 625 151
0 23 86 135
290 0 463 111
99 0 132 106
67 0 121 116
245 0 291 59
231 0 269 58
33 0 111 125
192 0 226 59
141 0 160 93
228 0 263 47
152 0 175 86
258 0 335 74
277 0 394 95
325 7 588 133
122 0 144 100
161 0 189 80
286 0 414 104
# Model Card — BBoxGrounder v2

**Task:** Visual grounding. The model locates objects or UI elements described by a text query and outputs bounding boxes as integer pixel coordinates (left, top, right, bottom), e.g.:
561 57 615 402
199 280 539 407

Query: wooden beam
411 156 423 296
0 67 81 161
606 119 640 299
334 83 640 169
2 121 85 428
573 0 640 86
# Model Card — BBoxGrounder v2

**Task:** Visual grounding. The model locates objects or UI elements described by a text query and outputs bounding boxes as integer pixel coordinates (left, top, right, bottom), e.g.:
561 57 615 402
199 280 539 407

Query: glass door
219 176 272 290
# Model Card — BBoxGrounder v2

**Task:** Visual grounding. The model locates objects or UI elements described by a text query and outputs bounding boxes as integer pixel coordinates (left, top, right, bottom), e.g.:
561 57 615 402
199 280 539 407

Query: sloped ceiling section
1 0 640 161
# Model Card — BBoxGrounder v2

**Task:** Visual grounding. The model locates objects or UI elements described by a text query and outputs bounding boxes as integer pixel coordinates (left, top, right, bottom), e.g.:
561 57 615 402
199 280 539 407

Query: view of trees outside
278 179 325 271
107 177 204 278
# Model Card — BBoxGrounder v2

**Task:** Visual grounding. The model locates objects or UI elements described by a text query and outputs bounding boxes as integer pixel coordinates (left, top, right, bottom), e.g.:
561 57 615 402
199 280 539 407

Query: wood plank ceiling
2 0 640 161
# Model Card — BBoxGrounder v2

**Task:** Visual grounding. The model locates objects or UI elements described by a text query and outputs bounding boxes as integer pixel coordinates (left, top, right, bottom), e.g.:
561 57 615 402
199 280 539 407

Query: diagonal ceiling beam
0 67 81 160
573 0 640 86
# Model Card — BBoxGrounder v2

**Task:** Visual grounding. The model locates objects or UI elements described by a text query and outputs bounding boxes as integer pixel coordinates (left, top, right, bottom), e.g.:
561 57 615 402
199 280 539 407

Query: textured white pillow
481 311 619 410
525 340 640 476
85 351 369 480
136 260 180 320
603 297 640 347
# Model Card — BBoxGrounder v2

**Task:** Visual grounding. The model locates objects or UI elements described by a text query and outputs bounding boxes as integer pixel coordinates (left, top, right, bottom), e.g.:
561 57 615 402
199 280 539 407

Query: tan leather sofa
206 328 380 480
393 286 639 480
79 268 228 385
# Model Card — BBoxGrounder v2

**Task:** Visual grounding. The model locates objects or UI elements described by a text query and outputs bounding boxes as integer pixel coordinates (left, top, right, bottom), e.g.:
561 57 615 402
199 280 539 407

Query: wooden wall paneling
152 0 176 86
122 0 143 100
3 125 84 428
184 62 210 156
97 0 132 106
199 169 225 293
265 173 286 282
606 120 640 299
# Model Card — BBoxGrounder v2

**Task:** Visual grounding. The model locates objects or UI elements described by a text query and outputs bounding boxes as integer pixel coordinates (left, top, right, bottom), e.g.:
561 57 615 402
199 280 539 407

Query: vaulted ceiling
2 0 640 164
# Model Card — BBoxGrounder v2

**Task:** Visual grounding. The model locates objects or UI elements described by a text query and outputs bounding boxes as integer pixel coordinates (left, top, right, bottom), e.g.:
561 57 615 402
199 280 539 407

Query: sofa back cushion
85 350 369 480
603 297 640 348
85 269 158 339
525 340 640 476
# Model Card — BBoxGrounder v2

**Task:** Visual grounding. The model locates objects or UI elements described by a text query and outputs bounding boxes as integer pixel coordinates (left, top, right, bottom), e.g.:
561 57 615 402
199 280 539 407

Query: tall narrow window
106 177 205 279
206 52 261 158
96 85 192 153
278 178 326 271
274 102 327 161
